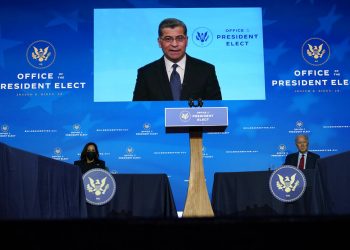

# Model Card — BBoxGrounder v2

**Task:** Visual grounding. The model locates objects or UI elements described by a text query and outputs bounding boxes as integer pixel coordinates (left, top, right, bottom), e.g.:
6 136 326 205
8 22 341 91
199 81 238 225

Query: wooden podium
165 107 228 217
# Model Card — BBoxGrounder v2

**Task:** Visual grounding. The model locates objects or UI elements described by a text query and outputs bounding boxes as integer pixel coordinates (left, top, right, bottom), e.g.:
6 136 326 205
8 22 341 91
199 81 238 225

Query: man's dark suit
284 151 320 169
132 55 222 101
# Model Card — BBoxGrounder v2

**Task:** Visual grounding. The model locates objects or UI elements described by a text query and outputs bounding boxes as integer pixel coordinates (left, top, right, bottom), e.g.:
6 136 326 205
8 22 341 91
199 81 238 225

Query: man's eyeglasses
160 35 187 43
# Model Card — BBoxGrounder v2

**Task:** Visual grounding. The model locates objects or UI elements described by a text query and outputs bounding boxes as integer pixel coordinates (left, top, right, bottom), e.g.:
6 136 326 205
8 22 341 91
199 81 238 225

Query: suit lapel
183 55 191 85
306 153 313 169
293 153 299 167
182 55 193 99
157 57 173 100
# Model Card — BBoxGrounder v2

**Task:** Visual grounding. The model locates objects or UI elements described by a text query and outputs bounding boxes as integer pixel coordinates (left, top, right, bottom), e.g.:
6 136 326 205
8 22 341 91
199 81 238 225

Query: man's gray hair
295 134 309 143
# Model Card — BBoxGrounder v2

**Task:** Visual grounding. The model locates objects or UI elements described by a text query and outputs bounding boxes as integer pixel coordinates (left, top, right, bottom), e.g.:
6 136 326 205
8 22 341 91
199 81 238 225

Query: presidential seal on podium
82 169 116 205
269 165 306 203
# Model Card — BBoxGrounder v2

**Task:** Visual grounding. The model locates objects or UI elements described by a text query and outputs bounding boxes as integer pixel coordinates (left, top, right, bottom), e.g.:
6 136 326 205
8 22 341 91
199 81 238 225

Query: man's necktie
298 154 305 170
170 64 181 100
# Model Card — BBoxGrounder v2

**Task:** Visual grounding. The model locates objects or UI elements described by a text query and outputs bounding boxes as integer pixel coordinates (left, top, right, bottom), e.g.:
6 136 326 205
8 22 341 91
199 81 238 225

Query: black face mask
86 151 96 161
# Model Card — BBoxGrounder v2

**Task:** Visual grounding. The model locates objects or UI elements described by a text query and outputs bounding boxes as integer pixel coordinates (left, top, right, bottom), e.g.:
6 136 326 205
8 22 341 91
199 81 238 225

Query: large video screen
94 8 265 102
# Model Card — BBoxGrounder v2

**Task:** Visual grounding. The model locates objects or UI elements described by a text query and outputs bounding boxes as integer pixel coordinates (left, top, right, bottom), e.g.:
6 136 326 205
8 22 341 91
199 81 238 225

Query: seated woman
74 142 108 175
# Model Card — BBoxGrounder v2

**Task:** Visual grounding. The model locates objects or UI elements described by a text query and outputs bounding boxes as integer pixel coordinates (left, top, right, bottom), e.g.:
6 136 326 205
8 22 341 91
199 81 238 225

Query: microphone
198 98 203 107
188 98 194 107
188 98 204 107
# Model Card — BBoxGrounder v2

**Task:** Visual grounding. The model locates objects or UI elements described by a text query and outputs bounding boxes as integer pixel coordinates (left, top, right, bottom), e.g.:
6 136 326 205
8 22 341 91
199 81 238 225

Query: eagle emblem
1 124 9 133
31 46 51 63
306 43 326 60
179 111 191 121
126 146 134 154
86 177 109 196
276 173 299 193
196 31 209 43
270 165 306 202
143 123 151 130
181 113 189 120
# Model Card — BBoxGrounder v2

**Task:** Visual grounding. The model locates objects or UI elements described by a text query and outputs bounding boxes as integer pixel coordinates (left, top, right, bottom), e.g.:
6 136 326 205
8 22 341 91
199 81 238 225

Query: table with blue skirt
86 173 178 218
211 169 317 216
0 142 87 219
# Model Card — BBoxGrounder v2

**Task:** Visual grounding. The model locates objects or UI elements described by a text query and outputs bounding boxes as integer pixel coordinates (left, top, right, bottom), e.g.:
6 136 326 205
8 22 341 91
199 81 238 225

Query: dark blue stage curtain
0 143 87 219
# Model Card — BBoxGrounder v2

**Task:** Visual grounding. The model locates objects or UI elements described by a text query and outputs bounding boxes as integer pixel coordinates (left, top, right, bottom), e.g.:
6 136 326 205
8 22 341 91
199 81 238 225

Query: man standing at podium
132 18 222 101
284 134 320 170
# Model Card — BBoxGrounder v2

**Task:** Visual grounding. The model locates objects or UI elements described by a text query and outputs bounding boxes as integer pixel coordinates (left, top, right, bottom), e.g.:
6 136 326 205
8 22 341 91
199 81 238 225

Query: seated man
284 134 320 170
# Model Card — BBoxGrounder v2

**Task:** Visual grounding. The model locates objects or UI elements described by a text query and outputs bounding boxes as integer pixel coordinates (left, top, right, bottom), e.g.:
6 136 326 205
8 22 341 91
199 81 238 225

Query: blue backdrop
1 0 349 211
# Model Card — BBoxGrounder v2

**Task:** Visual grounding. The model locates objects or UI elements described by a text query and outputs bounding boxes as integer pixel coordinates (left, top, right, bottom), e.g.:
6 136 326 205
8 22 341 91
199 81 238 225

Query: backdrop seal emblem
192 27 213 47
301 37 330 66
26 40 56 69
